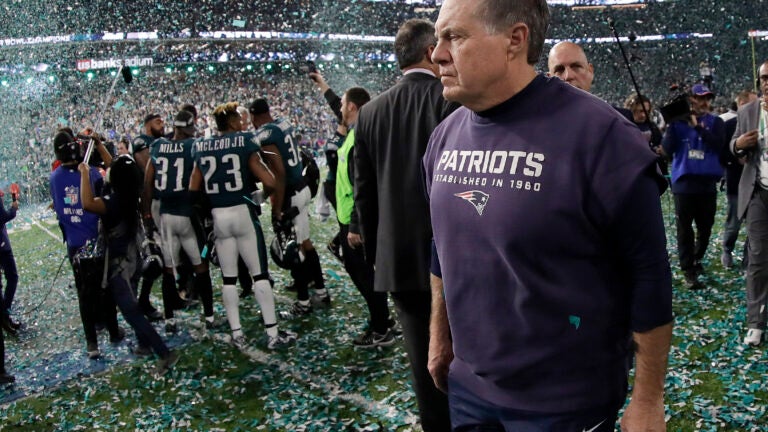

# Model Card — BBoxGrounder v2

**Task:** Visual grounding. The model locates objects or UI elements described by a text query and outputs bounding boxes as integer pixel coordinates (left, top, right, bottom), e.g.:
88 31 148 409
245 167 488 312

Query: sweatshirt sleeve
610 171 673 332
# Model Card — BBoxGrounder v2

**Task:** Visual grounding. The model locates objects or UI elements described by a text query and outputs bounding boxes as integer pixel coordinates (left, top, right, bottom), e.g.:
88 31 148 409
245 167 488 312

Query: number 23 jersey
191 131 261 208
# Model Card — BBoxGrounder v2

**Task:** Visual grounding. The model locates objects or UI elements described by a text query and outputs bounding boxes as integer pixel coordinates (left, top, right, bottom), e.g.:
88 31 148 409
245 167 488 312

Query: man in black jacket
354 18 459 432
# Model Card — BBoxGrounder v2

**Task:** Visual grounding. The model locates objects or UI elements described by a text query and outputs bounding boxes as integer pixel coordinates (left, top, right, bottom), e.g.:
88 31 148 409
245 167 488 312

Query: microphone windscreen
121 66 133 84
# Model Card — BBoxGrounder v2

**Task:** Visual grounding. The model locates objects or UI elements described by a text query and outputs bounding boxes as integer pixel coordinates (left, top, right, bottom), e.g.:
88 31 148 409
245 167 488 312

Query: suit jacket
721 116 743 196
731 99 761 219
354 71 459 292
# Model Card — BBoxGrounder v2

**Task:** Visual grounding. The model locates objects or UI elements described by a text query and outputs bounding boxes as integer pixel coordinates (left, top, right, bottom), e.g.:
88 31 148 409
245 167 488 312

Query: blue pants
448 377 618 432
109 257 169 357
0 249 18 311
673 193 717 273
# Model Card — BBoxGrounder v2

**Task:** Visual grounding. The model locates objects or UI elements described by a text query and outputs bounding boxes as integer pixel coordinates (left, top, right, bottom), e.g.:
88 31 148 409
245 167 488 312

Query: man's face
631 102 650 124
689 95 711 116
229 114 243 132
117 142 129 155
432 0 513 109
548 44 594 92
759 63 768 102
146 118 165 138
340 94 353 127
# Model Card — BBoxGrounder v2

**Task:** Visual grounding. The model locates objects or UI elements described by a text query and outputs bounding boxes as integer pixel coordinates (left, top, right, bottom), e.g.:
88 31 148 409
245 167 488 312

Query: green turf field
0 191 766 431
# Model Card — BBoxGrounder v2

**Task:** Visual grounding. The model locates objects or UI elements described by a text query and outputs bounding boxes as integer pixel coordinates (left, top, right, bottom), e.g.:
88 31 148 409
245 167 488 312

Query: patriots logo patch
454 190 489 216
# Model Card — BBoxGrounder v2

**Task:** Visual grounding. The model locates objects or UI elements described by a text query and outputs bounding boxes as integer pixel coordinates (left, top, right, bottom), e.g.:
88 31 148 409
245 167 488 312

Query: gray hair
394 19 437 69
475 0 550 65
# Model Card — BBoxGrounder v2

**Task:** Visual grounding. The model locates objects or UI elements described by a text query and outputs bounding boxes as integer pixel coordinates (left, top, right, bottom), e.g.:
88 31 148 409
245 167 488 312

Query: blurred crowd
0 68 397 203
1 0 767 204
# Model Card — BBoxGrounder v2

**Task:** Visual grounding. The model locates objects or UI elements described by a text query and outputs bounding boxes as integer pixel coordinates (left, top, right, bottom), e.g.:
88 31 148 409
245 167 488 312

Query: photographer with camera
662 84 726 290
50 128 124 359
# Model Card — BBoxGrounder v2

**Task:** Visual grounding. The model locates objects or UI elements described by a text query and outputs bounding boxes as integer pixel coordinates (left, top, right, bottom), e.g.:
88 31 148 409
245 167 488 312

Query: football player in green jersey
143 110 219 333
190 102 296 349
250 99 329 317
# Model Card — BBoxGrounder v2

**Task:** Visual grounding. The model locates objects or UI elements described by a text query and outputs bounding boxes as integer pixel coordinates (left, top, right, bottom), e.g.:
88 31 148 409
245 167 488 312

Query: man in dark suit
732 61 768 346
354 18 459 432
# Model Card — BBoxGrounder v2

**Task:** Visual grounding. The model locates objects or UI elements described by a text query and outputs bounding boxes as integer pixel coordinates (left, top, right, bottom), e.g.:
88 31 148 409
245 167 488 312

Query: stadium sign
0 35 71 47
76 57 154 71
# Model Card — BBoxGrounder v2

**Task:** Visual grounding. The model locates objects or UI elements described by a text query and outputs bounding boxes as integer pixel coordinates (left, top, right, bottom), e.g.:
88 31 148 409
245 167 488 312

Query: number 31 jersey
191 131 261 209
150 137 196 216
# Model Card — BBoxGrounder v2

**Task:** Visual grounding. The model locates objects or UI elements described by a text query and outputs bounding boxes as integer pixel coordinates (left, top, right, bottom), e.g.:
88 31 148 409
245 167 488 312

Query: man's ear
506 23 530 60
426 45 436 64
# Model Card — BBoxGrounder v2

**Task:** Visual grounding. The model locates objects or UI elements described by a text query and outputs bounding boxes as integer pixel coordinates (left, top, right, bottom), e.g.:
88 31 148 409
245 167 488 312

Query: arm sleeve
0 200 14 224
353 116 379 264
650 123 663 149
610 171 674 332
661 123 678 156
325 132 344 178
324 89 343 123
430 239 442 278
731 112 747 157
348 146 360 234
696 117 725 152
91 168 105 197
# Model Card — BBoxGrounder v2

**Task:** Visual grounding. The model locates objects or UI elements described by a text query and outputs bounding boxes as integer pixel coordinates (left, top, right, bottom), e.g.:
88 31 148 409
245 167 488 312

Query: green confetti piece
569 315 581 330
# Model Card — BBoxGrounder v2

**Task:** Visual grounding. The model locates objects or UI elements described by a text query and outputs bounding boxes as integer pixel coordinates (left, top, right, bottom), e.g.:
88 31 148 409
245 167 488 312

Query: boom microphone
607 19 651 127
83 65 127 162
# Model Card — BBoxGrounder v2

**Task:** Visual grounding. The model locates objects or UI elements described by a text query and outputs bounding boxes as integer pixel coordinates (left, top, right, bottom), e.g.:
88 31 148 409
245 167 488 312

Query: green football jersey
255 118 304 190
191 131 261 208
151 137 195 216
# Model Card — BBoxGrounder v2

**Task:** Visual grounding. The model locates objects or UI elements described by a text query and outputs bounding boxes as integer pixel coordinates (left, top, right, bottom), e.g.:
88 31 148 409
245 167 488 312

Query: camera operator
662 84 726 290
49 128 124 359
